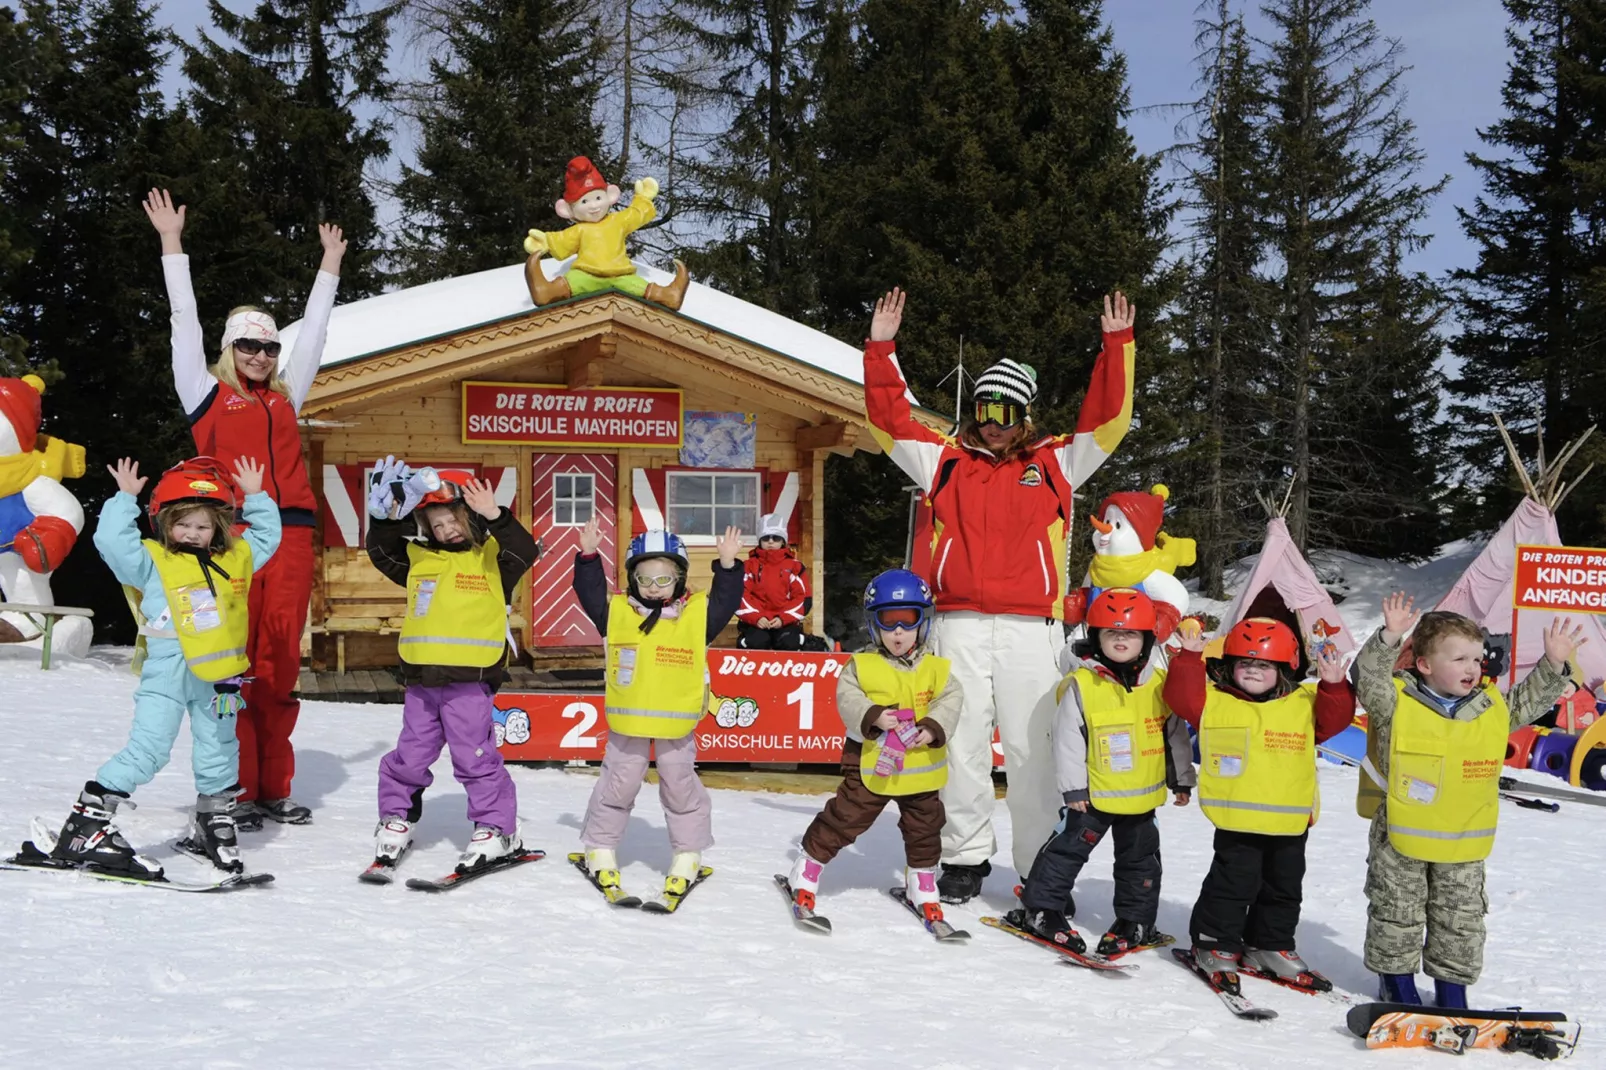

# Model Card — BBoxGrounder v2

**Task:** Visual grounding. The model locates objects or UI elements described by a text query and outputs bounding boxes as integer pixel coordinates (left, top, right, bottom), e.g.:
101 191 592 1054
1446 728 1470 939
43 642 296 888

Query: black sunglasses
233 338 282 359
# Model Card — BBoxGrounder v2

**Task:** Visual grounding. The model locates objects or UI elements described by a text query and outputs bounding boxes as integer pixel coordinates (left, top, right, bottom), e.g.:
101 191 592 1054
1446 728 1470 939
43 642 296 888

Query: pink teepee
1215 515 1356 671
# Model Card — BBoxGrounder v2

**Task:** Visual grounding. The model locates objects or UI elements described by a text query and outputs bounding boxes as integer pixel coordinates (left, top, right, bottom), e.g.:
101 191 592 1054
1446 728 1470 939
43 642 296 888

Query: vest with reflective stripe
142 538 255 682
398 537 508 667
1197 684 1317 835
604 593 708 739
1386 680 1508 863
852 652 952 796
1065 666 1169 815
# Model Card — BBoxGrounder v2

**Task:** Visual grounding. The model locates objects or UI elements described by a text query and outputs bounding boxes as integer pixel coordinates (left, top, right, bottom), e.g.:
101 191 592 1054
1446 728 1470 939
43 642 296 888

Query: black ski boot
257 797 312 825
49 782 163 879
1098 919 1170 957
1019 908 1086 953
937 860 990 904
177 791 244 874
234 801 263 833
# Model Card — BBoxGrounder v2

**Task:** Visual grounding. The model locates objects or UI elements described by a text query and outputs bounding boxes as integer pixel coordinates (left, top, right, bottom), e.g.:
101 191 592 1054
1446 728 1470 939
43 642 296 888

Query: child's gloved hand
367 455 405 518
210 677 246 718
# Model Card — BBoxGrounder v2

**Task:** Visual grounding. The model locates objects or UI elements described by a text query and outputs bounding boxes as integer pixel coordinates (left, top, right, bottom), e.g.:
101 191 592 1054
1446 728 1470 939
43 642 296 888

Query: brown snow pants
802 741 945 869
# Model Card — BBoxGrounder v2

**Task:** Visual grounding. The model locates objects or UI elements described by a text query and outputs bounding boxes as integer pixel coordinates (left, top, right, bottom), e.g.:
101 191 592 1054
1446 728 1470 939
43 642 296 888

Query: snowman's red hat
1094 484 1170 551
0 374 45 454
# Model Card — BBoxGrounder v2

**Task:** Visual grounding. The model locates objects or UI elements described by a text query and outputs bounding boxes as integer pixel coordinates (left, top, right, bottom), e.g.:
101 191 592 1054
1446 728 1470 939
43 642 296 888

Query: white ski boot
457 824 520 873
906 866 946 927
374 816 414 863
787 853 824 912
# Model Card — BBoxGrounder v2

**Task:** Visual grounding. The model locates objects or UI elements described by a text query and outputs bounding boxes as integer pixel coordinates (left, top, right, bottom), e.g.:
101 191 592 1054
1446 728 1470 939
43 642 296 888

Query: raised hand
1101 291 1136 333
231 456 265 497
367 456 400 519
1380 591 1420 643
107 458 146 497
716 525 742 567
318 223 347 275
869 287 905 343
1175 616 1207 654
142 189 185 254
1315 644 1347 684
634 176 660 200
1543 616 1589 672
462 477 500 520
579 515 602 556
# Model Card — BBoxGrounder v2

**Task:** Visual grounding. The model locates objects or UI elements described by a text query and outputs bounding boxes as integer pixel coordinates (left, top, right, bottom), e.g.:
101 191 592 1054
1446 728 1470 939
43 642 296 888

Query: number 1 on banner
786 682 814 731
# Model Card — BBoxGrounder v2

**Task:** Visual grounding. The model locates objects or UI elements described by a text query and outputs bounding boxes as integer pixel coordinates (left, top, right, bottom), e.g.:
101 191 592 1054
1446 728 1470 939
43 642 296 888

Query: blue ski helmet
863 568 934 650
626 530 688 571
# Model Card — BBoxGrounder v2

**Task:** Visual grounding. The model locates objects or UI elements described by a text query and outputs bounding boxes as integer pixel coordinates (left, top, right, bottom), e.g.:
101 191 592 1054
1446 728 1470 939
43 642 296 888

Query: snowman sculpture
1065 483 1195 640
0 375 91 659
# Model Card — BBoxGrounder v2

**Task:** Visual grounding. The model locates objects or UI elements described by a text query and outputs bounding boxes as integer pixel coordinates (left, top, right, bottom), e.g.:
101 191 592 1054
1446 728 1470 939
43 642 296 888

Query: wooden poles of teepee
1493 410 1596 510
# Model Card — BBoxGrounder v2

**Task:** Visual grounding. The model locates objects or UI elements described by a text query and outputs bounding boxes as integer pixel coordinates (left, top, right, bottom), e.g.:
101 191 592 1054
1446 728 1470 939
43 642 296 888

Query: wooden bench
0 602 94 670
310 601 529 674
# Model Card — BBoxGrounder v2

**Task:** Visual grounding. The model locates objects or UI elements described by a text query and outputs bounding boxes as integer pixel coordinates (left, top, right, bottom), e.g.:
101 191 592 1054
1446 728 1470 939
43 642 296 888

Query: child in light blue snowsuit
38 456 279 880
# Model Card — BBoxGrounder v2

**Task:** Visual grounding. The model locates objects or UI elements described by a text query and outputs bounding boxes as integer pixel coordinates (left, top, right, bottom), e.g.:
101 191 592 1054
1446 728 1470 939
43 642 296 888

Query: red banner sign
491 650 1007 765
461 381 682 448
1514 543 1606 614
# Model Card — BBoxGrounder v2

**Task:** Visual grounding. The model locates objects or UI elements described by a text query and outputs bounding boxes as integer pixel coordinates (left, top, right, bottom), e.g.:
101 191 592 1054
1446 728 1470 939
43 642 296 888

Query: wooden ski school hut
282 261 945 762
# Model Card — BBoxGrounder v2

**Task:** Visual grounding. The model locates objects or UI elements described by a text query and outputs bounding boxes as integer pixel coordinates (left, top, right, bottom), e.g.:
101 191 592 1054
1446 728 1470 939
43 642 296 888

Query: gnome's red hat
563 156 609 203
1095 483 1170 551
0 374 45 454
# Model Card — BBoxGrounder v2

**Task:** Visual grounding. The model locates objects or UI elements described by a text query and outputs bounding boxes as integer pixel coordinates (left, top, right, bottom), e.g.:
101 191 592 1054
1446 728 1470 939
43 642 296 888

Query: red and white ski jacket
737 546 810 625
863 327 1134 619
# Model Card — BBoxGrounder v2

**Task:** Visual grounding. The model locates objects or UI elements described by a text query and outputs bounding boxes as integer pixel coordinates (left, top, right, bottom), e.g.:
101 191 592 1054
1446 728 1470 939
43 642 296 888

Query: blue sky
153 0 1513 281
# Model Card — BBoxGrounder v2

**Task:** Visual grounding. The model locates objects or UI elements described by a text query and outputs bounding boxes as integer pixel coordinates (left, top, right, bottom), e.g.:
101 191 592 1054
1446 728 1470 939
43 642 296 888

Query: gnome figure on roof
1065 483 1196 640
523 155 691 311
0 374 91 658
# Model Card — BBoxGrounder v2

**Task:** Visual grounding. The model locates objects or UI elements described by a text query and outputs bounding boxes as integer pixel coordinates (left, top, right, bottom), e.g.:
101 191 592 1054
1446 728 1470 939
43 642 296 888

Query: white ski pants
932 611 1065 875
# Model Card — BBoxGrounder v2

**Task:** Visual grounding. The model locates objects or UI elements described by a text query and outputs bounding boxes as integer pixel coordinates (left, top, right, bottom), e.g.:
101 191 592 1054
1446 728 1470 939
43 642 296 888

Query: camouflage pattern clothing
1353 630 1569 984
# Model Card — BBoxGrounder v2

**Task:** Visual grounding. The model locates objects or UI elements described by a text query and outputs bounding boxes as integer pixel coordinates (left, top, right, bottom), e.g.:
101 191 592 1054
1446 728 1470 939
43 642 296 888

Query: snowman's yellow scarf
1087 533 1198 588
0 436 87 499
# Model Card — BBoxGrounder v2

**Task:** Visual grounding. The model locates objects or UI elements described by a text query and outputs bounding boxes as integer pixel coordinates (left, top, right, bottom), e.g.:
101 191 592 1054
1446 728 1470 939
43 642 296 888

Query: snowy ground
1 643 1600 1070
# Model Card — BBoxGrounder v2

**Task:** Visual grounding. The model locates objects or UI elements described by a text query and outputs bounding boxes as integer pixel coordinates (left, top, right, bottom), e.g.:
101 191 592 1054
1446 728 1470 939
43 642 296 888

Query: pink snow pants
580 732 713 852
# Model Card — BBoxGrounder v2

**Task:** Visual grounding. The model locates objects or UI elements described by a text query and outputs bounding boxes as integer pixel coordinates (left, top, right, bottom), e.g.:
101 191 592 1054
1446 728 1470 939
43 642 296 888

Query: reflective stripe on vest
1385 680 1507 863
142 537 255 683
1071 667 1170 815
1197 684 1318 836
398 537 507 668
852 652 953 796
604 593 709 739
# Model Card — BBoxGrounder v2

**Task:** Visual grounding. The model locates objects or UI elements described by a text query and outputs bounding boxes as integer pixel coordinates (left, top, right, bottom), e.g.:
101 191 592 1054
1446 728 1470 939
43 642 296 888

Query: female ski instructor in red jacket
145 189 345 829
864 287 1136 904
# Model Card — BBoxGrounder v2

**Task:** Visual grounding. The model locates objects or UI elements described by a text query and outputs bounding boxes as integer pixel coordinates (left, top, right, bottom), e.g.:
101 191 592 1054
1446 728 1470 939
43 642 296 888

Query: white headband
220 310 279 351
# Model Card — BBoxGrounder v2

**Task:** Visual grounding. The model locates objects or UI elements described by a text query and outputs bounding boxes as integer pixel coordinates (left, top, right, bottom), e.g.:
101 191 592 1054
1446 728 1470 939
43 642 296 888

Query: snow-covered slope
0 647 1597 1068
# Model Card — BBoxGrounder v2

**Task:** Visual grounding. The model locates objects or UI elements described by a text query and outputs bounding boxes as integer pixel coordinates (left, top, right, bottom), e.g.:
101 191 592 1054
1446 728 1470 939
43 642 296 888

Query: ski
774 874 831 934
1498 776 1606 808
1347 1002 1578 1058
2 852 273 893
1236 962 1357 1004
567 852 642 908
889 886 970 942
1501 791 1561 813
641 866 713 914
1171 948 1278 1020
404 849 544 893
1100 932 1177 962
980 914 1134 971
359 846 411 886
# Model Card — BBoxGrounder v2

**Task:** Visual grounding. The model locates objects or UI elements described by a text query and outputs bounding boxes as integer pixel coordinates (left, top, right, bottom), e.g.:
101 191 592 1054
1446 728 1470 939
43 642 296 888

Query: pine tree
0 8 32 376
178 0 395 309
394 0 607 283
1450 0 1606 541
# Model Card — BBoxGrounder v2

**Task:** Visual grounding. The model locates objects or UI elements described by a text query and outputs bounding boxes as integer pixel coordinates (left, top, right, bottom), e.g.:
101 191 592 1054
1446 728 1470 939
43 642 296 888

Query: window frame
663 469 763 546
549 470 597 528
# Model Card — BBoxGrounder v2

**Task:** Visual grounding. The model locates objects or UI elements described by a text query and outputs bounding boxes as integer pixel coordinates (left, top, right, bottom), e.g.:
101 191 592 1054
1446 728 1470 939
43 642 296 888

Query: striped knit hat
973 358 1038 408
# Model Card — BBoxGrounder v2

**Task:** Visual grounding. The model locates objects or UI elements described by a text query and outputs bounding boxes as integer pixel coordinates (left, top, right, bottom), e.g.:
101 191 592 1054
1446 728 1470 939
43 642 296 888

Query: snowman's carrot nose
1089 515 1113 535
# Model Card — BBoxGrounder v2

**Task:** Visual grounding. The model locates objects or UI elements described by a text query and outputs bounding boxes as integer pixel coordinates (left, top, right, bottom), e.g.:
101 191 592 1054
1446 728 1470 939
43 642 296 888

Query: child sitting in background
736 513 810 651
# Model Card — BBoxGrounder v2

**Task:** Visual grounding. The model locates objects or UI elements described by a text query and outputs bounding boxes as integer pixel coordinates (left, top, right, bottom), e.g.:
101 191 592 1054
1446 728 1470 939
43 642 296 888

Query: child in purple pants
570 517 744 906
364 462 540 874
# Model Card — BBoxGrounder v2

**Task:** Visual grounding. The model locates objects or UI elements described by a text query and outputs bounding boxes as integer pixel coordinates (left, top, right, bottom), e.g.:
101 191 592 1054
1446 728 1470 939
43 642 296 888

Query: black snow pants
1189 828 1308 955
1020 804 1162 925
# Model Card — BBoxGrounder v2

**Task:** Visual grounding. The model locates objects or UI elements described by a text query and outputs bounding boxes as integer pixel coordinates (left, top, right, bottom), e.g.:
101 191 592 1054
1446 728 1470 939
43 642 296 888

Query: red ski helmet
1223 617 1300 669
147 456 237 520
418 469 476 508
1086 587 1158 632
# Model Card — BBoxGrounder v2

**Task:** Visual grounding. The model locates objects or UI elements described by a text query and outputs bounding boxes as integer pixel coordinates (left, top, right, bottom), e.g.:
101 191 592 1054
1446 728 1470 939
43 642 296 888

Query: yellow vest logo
654 645 695 668
453 573 492 594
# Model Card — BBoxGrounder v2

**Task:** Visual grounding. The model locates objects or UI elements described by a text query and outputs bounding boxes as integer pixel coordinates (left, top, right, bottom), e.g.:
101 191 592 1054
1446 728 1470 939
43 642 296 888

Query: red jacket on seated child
737 518 810 626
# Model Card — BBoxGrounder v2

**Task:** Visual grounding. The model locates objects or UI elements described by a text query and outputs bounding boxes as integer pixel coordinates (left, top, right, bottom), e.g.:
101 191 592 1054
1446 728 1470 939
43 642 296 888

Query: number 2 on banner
561 701 601 748
786 682 814 731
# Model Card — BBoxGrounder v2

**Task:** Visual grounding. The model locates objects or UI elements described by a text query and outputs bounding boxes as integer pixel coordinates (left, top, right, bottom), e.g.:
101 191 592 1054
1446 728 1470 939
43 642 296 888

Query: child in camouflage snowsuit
1355 594 1583 1008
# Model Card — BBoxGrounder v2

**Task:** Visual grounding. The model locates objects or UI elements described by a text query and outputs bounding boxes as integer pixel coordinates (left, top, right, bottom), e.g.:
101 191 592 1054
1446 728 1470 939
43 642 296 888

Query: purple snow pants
580 732 713 852
377 682 518 834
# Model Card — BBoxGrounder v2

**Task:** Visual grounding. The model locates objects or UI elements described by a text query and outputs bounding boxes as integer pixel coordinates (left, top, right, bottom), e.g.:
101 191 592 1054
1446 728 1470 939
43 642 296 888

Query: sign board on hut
1514 544 1606 614
461 380 683 448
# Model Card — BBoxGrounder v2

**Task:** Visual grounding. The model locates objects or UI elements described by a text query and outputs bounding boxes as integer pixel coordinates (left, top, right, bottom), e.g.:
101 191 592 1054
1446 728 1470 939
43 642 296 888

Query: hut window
667 471 760 538
552 472 595 526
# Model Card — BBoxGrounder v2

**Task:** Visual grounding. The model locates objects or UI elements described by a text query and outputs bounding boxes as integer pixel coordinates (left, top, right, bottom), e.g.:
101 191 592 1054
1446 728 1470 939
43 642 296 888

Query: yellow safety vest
1386 680 1508 863
1197 684 1317 836
604 592 708 739
398 538 508 668
142 539 255 682
1064 667 1170 815
853 652 952 796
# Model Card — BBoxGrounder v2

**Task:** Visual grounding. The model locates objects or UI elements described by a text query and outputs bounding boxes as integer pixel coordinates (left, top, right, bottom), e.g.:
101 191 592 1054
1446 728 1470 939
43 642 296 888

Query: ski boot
47 782 163 879
1018 908 1085 952
906 867 946 927
937 859 989 904
177 791 244 874
1433 979 1469 1010
257 797 312 825
374 816 414 864
1242 946 1332 992
1378 972 1423 1004
787 854 824 912
1097 919 1169 957
664 851 702 900
457 824 520 873
1192 944 1243 995
234 801 263 833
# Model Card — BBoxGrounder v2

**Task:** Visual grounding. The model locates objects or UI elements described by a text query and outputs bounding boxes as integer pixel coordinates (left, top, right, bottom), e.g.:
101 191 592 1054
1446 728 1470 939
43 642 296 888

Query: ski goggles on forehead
973 399 1022 428
874 606 924 631
232 338 282 359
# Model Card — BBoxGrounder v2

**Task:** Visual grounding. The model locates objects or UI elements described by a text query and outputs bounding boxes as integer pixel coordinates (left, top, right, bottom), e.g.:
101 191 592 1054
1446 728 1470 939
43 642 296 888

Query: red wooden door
529 453 617 647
